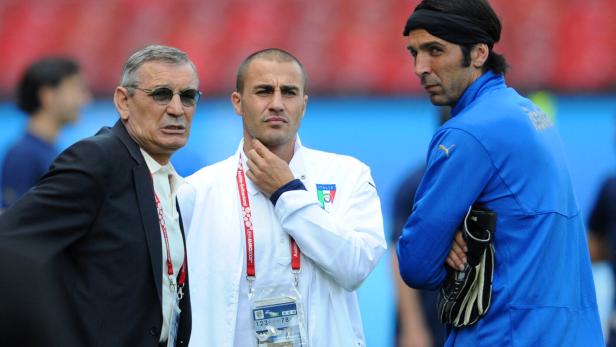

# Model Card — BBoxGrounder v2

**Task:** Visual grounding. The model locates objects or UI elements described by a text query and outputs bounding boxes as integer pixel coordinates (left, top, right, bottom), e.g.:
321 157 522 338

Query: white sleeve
274 164 387 291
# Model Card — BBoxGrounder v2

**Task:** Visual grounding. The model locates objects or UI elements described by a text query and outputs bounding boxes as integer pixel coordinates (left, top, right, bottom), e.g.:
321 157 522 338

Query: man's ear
231 91 242 116
471 43 489 69
300 94 308 120
114 87 130 121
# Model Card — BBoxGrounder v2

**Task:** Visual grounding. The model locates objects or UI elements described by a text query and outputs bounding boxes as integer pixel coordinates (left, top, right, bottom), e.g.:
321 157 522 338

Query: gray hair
120 45 197 91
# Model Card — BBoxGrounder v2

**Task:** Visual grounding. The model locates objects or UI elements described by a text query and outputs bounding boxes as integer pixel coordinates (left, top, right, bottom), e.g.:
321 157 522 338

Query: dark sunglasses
132 86 201 107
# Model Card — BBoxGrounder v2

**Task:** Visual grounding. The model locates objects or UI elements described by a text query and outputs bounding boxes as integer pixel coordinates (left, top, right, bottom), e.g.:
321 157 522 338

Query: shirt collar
25 131 55 147
451 71 506 117
140 149 185 192
141 149 164 173
236 136 306 196
288 138 307 183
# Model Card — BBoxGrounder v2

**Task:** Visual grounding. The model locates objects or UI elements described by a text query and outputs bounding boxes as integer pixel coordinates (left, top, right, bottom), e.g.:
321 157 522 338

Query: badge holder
249 281 308 347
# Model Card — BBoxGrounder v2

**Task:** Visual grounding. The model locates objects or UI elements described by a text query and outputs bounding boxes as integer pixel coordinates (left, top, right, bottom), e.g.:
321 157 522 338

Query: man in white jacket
178 48 386 346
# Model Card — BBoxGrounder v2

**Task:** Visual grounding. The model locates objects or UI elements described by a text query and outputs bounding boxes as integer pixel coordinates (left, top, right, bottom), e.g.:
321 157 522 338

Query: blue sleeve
1 149 44 208
270 178 307 205
397 128 495 289
0 139 107 260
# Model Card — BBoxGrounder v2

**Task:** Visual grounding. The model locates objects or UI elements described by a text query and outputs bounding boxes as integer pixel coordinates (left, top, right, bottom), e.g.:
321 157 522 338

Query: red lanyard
236 156 301 280
154 191 186 289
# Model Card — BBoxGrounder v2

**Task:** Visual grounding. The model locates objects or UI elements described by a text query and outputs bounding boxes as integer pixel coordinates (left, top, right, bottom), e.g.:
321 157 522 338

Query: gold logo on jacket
438 144 456 158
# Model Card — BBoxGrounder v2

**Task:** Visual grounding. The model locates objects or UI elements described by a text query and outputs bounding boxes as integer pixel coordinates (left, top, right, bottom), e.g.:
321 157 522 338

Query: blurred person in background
391 107 450 347
396 0 603 345
588 119 616 345
1 57 91 208
178 48 386 347
0 45 197 346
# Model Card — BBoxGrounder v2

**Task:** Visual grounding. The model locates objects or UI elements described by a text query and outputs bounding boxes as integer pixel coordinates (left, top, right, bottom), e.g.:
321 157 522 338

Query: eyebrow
408 40 446 52
142 84 197 92
141 83 170 89
280 85 300 93
252 84 300 92
253 84 274 91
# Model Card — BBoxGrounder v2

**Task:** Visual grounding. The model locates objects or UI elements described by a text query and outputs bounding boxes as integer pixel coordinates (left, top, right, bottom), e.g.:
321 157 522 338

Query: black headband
403 9 496 48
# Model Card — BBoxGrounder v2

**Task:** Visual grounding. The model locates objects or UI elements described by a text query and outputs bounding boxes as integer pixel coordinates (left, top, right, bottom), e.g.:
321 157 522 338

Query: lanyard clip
168 275 177 292
177 284 185 300
292 269 300 288
247 275 256 294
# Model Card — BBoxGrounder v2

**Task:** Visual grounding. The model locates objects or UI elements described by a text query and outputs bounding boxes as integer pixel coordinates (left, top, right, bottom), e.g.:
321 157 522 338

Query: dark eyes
429 47 443 55
150 88 201 106
282 88 298 96
408 46 443 58
255 88 298 96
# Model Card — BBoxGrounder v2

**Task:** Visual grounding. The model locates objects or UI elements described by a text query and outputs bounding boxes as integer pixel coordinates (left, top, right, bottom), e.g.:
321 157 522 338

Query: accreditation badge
250 285 307 346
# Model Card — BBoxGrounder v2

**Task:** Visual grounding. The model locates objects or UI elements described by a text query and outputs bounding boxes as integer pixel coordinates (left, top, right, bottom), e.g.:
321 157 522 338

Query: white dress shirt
141 149 185 344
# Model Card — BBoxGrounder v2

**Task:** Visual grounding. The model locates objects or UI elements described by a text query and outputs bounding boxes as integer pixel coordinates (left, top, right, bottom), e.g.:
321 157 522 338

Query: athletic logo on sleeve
438 144 456 158
316 184 336 212
523 106 553 130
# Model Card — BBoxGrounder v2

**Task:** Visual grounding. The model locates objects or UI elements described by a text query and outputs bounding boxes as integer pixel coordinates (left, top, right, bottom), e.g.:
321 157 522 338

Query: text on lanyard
236 155 301 281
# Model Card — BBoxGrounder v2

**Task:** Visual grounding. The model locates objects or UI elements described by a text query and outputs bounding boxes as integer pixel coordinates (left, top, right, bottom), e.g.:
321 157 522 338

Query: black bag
438 205 496 328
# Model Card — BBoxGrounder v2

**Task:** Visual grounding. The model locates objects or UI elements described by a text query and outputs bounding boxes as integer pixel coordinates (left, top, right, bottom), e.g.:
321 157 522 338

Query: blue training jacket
397 71 604 346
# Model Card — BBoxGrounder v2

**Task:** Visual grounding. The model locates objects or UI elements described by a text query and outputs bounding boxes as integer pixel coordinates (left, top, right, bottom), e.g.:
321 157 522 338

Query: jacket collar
451 71 506 117
106 120 165 305
235 136 307 196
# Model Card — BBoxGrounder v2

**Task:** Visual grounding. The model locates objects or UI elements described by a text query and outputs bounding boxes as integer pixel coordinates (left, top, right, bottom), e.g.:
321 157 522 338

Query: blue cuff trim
270 179 307 205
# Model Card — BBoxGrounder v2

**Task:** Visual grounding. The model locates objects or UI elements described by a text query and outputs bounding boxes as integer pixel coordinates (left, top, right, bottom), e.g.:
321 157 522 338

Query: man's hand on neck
245 139 295 197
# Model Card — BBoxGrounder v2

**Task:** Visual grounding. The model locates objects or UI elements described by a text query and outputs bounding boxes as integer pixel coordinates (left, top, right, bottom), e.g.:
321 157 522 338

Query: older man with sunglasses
0 45 199 347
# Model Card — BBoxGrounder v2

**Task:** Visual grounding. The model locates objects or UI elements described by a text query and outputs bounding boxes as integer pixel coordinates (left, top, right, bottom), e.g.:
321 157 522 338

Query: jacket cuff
270 179 307 205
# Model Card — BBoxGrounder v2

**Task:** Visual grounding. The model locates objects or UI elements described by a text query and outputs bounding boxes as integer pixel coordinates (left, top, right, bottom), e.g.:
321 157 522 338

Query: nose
268 89 284 113
166 93 185 117
414 53 432 77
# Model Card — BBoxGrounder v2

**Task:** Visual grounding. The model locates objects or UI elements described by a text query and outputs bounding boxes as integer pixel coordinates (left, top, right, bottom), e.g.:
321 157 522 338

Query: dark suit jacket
0 120 191 347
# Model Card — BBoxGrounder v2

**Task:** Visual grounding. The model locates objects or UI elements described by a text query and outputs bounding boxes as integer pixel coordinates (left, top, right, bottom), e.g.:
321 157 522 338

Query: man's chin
255 134 292 148
429 95 452 107
161 139 188 152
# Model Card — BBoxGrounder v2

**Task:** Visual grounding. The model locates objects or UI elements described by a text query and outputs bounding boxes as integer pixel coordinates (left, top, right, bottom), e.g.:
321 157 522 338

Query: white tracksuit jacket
178 139 386 347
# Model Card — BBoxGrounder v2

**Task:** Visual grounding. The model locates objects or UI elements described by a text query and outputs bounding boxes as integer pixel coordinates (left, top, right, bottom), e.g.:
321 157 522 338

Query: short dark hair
413 0 508 74
236 48 307 94
17 58 80 115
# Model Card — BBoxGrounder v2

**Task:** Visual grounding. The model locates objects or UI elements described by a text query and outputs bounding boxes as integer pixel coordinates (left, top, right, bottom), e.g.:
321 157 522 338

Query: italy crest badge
316 184 336 212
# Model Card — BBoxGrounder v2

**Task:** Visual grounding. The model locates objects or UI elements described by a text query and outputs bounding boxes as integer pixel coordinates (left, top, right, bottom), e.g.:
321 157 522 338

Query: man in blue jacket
396 0 604 345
